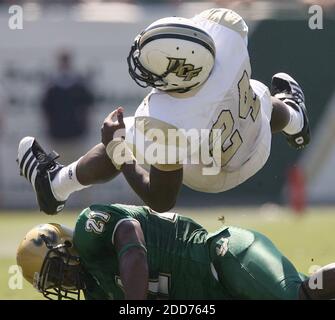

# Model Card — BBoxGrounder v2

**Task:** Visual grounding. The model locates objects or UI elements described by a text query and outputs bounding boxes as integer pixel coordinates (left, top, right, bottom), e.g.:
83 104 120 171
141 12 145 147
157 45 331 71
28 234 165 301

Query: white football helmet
127 16 216 93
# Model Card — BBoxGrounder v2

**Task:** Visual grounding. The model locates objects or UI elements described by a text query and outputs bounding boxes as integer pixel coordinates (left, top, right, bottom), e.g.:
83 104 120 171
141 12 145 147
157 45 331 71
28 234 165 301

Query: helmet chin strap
163 81 200 94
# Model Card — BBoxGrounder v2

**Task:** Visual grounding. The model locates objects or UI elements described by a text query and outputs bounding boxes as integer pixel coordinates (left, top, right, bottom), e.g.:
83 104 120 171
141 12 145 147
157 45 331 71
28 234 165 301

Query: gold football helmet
16 223 84 300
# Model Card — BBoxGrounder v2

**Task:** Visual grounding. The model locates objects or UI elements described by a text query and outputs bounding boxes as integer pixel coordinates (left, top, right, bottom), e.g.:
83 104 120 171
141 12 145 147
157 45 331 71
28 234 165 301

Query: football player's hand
101 107 126 146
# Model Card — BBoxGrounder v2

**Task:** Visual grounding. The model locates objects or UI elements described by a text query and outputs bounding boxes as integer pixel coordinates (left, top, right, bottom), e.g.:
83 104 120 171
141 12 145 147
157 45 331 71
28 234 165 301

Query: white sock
282 100 304 135
51 159 90 201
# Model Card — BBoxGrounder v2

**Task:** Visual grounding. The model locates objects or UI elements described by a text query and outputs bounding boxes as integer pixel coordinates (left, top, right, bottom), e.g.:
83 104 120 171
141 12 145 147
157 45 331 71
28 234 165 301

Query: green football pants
209 226 307 299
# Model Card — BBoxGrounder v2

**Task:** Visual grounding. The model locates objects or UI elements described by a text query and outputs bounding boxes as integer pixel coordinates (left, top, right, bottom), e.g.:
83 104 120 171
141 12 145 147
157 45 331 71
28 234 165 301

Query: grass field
1 205 335 300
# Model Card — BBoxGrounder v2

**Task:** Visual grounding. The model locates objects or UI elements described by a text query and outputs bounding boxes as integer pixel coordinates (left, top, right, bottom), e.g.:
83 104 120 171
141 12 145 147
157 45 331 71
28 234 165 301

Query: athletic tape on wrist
105 139 135 170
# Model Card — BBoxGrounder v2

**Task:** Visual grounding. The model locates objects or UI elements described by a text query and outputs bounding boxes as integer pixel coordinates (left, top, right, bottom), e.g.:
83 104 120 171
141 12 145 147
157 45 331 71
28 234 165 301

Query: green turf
1 206 335 300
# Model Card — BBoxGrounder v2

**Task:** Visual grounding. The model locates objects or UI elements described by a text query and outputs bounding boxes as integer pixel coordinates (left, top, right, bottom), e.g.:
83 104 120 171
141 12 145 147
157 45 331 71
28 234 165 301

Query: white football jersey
132 8 273 192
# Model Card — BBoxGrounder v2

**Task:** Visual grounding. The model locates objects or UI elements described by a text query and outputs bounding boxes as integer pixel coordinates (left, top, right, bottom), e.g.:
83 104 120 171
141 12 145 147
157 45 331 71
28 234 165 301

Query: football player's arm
83 272 111 300
101 108 183 213
114 220 148 300
122 161 183 213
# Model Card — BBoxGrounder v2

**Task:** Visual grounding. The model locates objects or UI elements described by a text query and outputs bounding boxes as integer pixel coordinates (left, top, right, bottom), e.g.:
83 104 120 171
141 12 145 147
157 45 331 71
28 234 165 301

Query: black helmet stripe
140 33 215 57
145 23 212 38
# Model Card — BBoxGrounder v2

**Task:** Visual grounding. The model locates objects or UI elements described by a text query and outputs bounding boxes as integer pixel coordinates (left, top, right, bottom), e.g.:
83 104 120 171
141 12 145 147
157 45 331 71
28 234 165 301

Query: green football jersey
73 203 228 300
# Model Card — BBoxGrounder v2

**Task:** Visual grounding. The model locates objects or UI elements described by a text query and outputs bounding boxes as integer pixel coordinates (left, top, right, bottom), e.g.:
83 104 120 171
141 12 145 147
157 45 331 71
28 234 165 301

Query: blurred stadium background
0 0 335 299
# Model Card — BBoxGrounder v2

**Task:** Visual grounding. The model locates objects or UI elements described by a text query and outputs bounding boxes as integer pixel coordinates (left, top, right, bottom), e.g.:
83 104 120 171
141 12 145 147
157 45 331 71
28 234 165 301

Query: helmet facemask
35 234 85 300
127 33 168 90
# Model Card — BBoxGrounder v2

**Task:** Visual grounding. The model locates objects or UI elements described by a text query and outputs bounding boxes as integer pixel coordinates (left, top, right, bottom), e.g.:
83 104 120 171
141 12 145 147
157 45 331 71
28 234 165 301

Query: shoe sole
272 72 298 85
272 72 304 100
272 73 310 148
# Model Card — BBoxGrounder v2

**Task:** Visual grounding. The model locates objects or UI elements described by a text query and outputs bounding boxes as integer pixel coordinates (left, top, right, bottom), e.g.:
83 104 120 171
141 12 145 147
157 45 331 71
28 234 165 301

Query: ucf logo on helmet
166 58 202 81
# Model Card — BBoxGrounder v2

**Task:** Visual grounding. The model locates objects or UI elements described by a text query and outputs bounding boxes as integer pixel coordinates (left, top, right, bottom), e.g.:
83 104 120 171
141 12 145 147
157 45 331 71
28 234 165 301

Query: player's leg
52 143 120 201
17 137 120 214
66 115 138 187
17 117 136 214
270 96 291 133
209 227 305 299
270 73 311 149
76 143 119 185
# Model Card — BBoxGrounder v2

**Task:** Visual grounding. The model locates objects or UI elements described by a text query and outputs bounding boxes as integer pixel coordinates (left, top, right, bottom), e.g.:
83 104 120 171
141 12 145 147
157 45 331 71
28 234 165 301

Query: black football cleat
271 73 311 149
17 136 65 215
